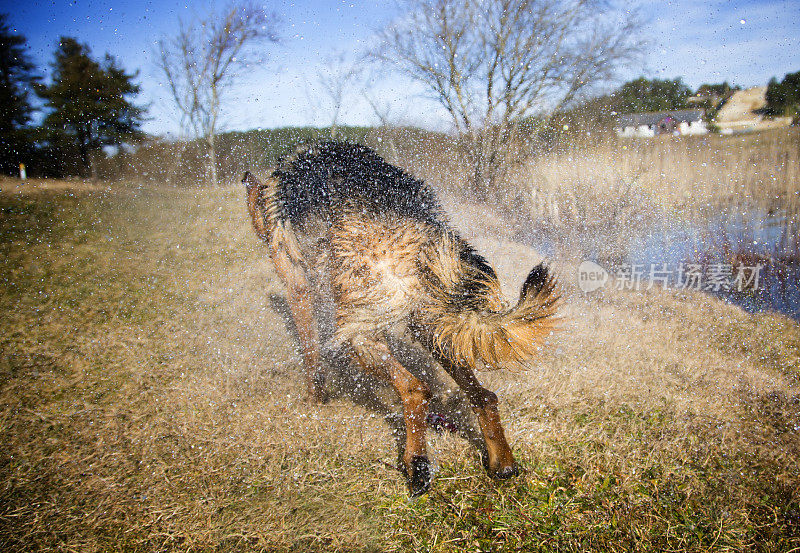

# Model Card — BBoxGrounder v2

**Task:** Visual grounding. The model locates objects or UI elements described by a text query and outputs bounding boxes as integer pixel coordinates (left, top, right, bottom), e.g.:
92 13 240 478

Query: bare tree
157 3 280 185
313 51 364 138
376 0 641 199
363 87 402 163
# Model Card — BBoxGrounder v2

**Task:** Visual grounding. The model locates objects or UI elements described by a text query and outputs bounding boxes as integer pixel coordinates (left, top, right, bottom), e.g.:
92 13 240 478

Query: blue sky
4 0 800 136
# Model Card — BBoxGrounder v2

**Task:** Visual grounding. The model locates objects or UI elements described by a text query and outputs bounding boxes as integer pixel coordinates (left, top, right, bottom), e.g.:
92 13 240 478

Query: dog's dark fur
245 141 558 496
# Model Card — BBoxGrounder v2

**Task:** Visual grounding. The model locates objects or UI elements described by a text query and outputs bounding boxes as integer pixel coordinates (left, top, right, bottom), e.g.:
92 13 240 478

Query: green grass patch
383 406 800 552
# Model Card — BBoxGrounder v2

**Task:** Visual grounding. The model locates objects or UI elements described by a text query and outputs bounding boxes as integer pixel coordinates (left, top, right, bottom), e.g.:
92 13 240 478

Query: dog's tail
421 233 560 370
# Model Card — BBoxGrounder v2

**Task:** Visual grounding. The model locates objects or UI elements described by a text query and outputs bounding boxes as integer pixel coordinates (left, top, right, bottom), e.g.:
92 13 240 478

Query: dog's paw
407 455 432 497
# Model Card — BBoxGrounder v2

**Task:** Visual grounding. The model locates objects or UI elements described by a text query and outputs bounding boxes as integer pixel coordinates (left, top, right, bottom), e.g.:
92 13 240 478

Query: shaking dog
245 141 558 496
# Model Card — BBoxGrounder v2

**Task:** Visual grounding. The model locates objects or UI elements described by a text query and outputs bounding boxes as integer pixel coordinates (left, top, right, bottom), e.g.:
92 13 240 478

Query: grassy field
1 178 798 551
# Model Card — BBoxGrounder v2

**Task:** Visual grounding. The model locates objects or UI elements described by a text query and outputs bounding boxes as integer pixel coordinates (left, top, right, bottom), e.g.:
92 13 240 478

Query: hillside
715 86 793 133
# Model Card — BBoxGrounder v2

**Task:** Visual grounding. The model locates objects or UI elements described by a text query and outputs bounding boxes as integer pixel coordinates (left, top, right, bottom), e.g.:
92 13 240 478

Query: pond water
624 211 800 320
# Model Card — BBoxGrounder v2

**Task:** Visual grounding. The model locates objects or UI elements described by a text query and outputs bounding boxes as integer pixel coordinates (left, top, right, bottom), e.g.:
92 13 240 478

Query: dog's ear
242 171 263 191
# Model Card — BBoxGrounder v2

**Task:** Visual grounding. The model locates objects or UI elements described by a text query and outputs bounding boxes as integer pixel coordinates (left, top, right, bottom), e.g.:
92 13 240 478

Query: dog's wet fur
245 141 558 496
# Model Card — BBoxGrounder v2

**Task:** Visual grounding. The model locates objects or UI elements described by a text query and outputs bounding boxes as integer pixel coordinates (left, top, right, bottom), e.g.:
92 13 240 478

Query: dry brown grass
501 127 800 234
1 179 798 551
0 175 111 194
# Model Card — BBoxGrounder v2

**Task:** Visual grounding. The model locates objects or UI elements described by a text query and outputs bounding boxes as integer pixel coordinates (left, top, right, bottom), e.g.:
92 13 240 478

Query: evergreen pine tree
609 77 693 114
37 37 144 178
0 13 38 175
766 71 800 122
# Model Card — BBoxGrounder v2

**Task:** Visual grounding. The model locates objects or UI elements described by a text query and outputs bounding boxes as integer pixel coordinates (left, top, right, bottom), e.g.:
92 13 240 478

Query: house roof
616 109 705 127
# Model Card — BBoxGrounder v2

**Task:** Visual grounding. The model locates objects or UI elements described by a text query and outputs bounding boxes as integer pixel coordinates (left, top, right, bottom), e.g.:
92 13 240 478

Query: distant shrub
766 71 800 122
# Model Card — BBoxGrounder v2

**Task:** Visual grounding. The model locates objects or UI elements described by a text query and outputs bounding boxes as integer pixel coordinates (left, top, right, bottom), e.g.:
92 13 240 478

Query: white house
615 109 708 138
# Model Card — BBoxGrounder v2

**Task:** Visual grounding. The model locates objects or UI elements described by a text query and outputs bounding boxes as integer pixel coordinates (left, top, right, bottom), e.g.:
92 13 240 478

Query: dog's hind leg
269 231 326 403
435 355 519 479
350 337 432 496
